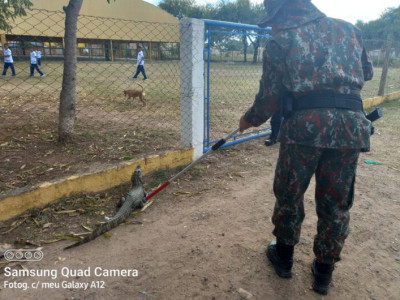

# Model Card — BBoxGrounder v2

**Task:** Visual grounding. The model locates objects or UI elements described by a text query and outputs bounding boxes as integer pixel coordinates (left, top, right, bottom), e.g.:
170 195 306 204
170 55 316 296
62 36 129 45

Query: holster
281 92 295 118
360 107 383 152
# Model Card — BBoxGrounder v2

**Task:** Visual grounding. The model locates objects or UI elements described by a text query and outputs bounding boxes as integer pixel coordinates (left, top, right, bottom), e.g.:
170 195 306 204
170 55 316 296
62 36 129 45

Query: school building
0 0 180 61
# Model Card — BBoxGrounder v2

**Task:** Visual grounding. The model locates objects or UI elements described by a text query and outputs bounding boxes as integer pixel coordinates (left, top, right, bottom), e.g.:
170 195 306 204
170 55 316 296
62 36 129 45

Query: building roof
1 0 179 42
32 0 178 24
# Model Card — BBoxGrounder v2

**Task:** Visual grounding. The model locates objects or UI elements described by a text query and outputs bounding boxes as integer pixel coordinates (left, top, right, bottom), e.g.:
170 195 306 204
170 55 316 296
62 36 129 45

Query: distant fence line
364 39 400 68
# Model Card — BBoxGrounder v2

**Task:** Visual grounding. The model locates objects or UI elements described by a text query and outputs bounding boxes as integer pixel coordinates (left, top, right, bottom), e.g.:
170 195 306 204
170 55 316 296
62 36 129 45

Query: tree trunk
252 36 260 64
378 39 392 96
242 35 247 63
58 0 83 143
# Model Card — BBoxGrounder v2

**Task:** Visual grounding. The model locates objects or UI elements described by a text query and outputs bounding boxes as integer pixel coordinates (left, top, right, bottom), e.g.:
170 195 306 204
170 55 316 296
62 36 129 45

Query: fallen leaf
55 210 76 214
81 225 93 231
1 217 27 234
42 222 52 228
53 234 81 241
32 218 40 227
173 191 191 195
40 239 62 244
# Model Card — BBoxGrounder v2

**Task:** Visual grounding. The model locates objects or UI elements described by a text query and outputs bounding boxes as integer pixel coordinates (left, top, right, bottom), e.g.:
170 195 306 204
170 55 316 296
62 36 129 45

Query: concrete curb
0 148 193 221
1 91 399 222
363 91 400 109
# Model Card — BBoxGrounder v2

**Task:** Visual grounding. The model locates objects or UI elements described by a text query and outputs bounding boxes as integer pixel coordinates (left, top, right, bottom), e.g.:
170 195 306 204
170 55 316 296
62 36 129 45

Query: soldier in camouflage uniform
239 0 373 295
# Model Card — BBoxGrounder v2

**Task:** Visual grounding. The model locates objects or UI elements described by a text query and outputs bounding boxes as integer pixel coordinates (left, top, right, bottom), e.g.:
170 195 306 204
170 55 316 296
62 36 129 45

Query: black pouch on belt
281 92 295 118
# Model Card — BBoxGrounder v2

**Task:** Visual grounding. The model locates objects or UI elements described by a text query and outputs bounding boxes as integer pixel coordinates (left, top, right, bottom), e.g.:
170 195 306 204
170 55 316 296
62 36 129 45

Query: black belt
293 91 363 112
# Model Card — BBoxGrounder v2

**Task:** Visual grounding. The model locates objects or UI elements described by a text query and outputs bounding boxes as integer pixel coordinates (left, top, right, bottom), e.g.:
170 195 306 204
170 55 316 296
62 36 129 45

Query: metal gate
203 19 272 152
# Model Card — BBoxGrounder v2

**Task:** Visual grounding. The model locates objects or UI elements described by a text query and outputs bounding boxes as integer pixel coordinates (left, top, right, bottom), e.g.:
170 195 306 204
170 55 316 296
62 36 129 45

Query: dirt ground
1 101 400 299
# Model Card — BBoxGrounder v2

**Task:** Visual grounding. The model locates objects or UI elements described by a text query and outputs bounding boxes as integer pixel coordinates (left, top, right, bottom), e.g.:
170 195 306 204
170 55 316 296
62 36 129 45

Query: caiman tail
63 208 131 250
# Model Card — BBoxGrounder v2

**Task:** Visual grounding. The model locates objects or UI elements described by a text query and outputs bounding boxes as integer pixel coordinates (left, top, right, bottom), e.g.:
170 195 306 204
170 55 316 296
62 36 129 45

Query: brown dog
123 83 146 106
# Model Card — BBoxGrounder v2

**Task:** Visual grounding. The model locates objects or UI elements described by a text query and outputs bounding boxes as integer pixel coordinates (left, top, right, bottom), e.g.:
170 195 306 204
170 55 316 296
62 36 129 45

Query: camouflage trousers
272 143 360 264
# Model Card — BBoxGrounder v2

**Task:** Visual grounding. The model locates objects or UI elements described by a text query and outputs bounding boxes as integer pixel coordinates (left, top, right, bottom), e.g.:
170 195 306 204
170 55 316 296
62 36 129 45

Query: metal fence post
180 18 205 160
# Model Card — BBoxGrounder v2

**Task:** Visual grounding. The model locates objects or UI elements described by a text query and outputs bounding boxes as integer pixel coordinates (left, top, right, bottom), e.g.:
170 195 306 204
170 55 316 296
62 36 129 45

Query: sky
144 0 400 24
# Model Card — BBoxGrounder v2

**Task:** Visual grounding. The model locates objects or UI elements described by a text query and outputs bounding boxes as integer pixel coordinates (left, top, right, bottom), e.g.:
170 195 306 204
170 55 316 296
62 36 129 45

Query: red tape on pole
144 181 171 202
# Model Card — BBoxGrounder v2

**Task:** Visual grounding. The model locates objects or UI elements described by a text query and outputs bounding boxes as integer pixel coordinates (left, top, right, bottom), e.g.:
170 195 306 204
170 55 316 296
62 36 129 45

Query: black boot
266 240 294 278
264 137 277 146
311 259 334 295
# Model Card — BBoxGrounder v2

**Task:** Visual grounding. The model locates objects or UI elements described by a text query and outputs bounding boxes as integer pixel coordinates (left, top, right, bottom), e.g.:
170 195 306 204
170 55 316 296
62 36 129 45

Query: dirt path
1 134 399 300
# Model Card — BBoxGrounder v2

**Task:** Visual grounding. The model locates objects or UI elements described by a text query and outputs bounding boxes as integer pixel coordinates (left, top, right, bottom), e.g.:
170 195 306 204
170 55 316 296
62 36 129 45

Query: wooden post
149 42 152 62
110 39 114 61
378 39 392 96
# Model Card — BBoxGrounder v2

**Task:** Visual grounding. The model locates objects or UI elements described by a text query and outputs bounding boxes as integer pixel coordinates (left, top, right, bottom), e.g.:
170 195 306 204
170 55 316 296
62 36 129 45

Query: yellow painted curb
2 90 400 222
0 148 193 221
363 91 400 109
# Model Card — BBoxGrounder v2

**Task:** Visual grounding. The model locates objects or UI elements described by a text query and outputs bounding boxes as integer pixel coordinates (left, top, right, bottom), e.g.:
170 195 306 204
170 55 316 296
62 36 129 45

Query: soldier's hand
239 115 252 132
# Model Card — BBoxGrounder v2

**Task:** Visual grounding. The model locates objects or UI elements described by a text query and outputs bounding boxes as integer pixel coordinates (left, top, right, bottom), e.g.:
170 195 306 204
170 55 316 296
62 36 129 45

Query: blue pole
205 29 211 152
203 19 271 32
203 130 272 152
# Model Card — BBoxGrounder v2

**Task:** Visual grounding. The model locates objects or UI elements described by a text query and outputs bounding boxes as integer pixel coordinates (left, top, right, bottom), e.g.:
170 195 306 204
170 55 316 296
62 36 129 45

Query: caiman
64 165 145 250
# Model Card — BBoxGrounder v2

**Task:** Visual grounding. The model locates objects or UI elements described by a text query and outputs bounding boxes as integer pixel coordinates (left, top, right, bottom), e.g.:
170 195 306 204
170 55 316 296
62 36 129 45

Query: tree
58 0 83 143
158 0 203 19
356 5 400 96
58 0 114 143
356 6 400 43
213 0 265 63
0 0 33 31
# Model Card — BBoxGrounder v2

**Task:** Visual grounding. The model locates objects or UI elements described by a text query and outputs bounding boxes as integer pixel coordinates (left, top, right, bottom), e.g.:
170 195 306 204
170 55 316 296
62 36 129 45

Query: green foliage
214 0 264 24
158 0 205 19
0 0 33 32
158 0 265 24
158 0 266 61
123 152 133 160
356 5 400 43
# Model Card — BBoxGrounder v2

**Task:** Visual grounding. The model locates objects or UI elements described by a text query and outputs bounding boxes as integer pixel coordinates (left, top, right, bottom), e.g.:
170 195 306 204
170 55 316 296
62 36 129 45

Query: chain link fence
204 22 270 147
203 32 400 147
1 9 400 193
363 39 400 98
0 9 184 192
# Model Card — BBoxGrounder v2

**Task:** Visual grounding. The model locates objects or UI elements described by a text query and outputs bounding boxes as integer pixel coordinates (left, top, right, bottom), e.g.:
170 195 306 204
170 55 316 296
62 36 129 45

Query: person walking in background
239 0 373 295
1 43 16 77
36 47 42 66
132 45 148 81
30 48 44 77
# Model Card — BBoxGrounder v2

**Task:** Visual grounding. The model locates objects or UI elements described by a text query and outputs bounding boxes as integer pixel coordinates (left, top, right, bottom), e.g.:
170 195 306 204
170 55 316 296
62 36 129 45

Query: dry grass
0 60 399 192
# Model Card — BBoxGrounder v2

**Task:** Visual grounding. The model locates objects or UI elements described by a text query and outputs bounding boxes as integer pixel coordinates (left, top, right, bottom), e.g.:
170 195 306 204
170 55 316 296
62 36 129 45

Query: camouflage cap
260 0 325 31
259 0 290 27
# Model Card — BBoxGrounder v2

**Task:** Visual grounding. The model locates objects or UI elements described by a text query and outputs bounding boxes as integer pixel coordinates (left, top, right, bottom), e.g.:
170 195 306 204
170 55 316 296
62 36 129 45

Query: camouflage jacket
244 0 373 149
